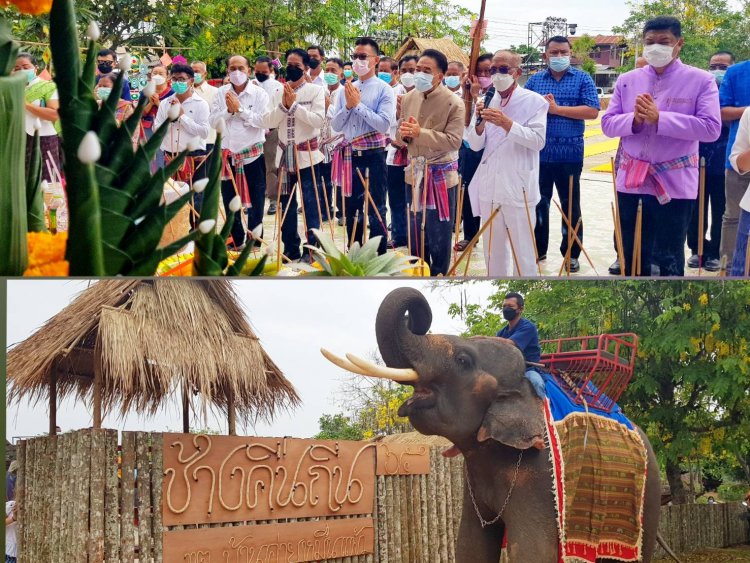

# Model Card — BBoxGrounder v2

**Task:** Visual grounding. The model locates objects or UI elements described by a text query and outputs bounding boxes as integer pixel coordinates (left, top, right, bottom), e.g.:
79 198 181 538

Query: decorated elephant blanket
542 374 648 563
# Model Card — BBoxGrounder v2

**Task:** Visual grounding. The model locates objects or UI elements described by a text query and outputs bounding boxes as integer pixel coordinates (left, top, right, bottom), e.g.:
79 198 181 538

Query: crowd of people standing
12 14 750 276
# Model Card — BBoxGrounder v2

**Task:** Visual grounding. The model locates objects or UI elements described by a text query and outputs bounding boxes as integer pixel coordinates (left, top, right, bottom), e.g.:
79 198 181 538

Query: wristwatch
237 107 245 115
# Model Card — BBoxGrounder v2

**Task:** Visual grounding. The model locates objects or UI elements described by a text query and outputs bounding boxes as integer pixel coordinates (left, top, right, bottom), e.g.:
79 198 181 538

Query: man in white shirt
253 56 284 216
321 57 346 222
261 48 326 262
307 45 327 88
466 50 548 277
153 64 211 227
445 60 464 96
209 54 271 249
191 61 219 152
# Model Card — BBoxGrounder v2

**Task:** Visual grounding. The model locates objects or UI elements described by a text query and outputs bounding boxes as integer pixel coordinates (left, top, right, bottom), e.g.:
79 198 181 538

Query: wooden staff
610 204 623 276
447 205 501 276
453 182 465 262
610 156 626 274
356 169 388 238
292 147 310 257
698 156 706 274
362 168 370 244
566 175 574 276
744 233 750 277
486 207 495 274
558 218 582 277
350 210 360 248
420 166 429 276
407 203 412 256
551 199 599 276
632 199 643 277
522 188 543 275
274 173 284 267
320 175 335 238
463 0 488 127
306 142 325 231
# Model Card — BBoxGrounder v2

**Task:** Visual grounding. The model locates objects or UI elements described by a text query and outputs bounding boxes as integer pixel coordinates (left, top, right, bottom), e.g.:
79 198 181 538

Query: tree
450 280 750 504
614 0 750 67
572 34 597 78
314 414 365 441
509 44 540 64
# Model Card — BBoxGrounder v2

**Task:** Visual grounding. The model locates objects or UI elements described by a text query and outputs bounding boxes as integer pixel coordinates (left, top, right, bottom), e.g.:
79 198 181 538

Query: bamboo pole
558 218 583 276
463 0 489 127
551 199 599 275
362 168 370 244
610 156 626 274
49 370 57 435
407 203 412 256
447 206 501 276
306 143 325 232
320 175 335 238
350 210 359 248
357 168 388 238
486 213 495 275
522 188 543 275
633 199 643 277
453 181 465 261
421 166 429 276
611 203 626 276
698 157 706 274
293 146 310 254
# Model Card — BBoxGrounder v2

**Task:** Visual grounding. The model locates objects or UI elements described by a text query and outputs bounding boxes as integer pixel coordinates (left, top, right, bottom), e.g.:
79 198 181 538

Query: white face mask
229 70 249 86
400 72 415 89
643 44 675 68
152 74 166 86
492 73 515 92
352 59 370 77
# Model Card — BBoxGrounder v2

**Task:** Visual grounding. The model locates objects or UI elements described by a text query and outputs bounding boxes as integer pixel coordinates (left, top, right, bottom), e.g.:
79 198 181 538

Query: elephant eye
456 353 473 368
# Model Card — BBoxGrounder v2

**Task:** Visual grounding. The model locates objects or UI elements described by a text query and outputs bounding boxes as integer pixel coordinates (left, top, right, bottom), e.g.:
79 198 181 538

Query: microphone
475 86 496 126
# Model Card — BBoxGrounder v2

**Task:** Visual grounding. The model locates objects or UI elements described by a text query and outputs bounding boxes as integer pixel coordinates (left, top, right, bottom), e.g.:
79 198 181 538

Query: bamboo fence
14 429 750 562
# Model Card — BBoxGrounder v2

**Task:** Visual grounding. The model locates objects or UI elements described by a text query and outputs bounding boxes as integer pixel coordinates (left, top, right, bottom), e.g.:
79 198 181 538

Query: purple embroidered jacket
602 59 721 200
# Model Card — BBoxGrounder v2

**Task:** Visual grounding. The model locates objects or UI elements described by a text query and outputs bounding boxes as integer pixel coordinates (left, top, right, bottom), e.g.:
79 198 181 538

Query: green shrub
717 482 748 502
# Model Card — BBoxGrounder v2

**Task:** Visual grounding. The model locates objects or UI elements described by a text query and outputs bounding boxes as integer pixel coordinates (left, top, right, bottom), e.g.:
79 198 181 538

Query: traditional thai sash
277 138 320 195
620 151 699 205
392 144 409 167
164 151 208 183
331 131 388 197
411 156 459 222
221 142 264 208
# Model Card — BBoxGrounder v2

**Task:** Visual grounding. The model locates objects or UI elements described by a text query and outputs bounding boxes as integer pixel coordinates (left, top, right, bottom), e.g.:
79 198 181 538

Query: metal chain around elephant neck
465 450 523 528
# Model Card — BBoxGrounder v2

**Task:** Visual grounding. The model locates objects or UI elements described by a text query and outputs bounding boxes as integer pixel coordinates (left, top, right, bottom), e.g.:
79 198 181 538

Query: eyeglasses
489 67 514 75
351 53 372 61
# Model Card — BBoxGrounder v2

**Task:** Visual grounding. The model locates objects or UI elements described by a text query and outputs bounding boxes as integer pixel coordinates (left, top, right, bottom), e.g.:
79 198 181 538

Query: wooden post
227 394 237 436
93 344 103 429
463 0 488 127
49 370 57 435
182 383 190 433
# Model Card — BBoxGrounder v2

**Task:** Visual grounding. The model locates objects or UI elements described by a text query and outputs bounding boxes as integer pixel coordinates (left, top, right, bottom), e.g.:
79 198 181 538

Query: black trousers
345 149 388 254
459 144 482 242
221 155 266 248
687 173 726 259
406 185 457 276
387 164 408 247
618 192 692 277
279 166 322 261
535 161 584 259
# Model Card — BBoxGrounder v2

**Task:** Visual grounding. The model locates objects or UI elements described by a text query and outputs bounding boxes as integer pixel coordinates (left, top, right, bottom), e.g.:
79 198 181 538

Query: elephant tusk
345 353 419 383
320 348 374 377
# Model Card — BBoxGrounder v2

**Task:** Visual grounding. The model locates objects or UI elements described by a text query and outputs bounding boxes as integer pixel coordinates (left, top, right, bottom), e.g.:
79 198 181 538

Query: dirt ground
654 544 750 562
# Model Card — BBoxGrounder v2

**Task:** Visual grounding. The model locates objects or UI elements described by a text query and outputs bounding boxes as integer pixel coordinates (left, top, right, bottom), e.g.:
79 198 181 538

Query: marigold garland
24 231 69 276
1 0 53 15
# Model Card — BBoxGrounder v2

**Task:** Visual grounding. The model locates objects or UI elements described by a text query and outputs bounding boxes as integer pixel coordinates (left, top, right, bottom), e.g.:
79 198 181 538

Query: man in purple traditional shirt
602 16 722 276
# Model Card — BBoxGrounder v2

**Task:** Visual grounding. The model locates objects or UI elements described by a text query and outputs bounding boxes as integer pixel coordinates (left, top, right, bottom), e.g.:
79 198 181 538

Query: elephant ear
477 383 546 451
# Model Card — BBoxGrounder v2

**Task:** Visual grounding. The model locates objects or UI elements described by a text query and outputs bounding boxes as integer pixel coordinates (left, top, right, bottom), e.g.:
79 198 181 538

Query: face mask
323 72 340 85
414 72 435 93
478 76 492 90
23 69 36 83
193 72 203 84
97 87 112 101
711 69 726 85
97 62 113 74
444 75 461 89
152 74 166 86
344 70 353 79
502 307 519 321
643 44 675 68
286 65 304 83
548 56 570 72
254 72 269 83
308 58 321 70
400 72 415 89
172 81 190 95
352 59 370 77
492 73 515 92
378 72 392 83
229 70 248 86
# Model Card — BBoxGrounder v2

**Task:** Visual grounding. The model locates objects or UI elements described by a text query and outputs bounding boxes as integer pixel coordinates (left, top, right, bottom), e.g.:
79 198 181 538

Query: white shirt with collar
260 82 326 170
153 92 211 153
254 76 284 110
310 71 326 89
209 81 270 159
323 84 344 163
387 82 408 165
193 81 219 144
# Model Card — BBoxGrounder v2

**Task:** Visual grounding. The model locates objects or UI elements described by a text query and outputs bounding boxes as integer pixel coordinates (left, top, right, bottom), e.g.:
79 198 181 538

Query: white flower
229 195 242 213
168 101 181 121
192 178 209 193
118 54 132 72
77 131 101 164
86 21 101 41
215 118 226 135
41 180 49 192
251 223 263 240
32 118 42 132
142 81 156 97
198 219 216 234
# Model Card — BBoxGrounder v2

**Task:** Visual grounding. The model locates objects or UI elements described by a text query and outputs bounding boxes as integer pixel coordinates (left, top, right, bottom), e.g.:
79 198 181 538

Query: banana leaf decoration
25 130 47 233
49 0 197 275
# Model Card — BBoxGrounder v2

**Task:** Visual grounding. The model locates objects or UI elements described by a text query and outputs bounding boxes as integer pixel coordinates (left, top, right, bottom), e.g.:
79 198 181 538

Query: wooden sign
375 443 430 476
162 434 376 526
164 518 374 562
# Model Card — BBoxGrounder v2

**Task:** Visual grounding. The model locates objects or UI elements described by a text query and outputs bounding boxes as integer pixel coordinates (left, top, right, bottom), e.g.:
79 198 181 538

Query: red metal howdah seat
539 333 638 413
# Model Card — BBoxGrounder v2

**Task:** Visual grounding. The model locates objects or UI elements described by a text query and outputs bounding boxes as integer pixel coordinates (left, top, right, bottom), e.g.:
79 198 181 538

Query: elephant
322 287 674 563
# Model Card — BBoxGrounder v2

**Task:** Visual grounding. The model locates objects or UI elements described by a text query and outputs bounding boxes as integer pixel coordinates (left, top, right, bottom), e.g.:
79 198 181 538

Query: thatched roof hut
7 280 299 433
394 37 470 67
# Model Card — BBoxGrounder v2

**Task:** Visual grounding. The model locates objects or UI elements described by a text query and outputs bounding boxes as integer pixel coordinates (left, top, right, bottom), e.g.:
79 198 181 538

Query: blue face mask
414 72 434 93
97 87 112 101
377 72 392 83
548 56 570 73
444 75 461 89
22 68 36 83
711 69 726 85
172 81 190 95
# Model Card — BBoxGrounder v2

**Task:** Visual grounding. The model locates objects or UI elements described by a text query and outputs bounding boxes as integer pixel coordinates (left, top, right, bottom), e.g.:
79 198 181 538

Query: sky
453 0 633 51
5 280 498 442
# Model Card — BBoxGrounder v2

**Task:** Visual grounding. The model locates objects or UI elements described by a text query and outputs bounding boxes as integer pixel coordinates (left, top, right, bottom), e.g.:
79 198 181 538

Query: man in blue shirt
719 56 750 264
526 36 600 272
496 292 545 398
331 37 396 254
